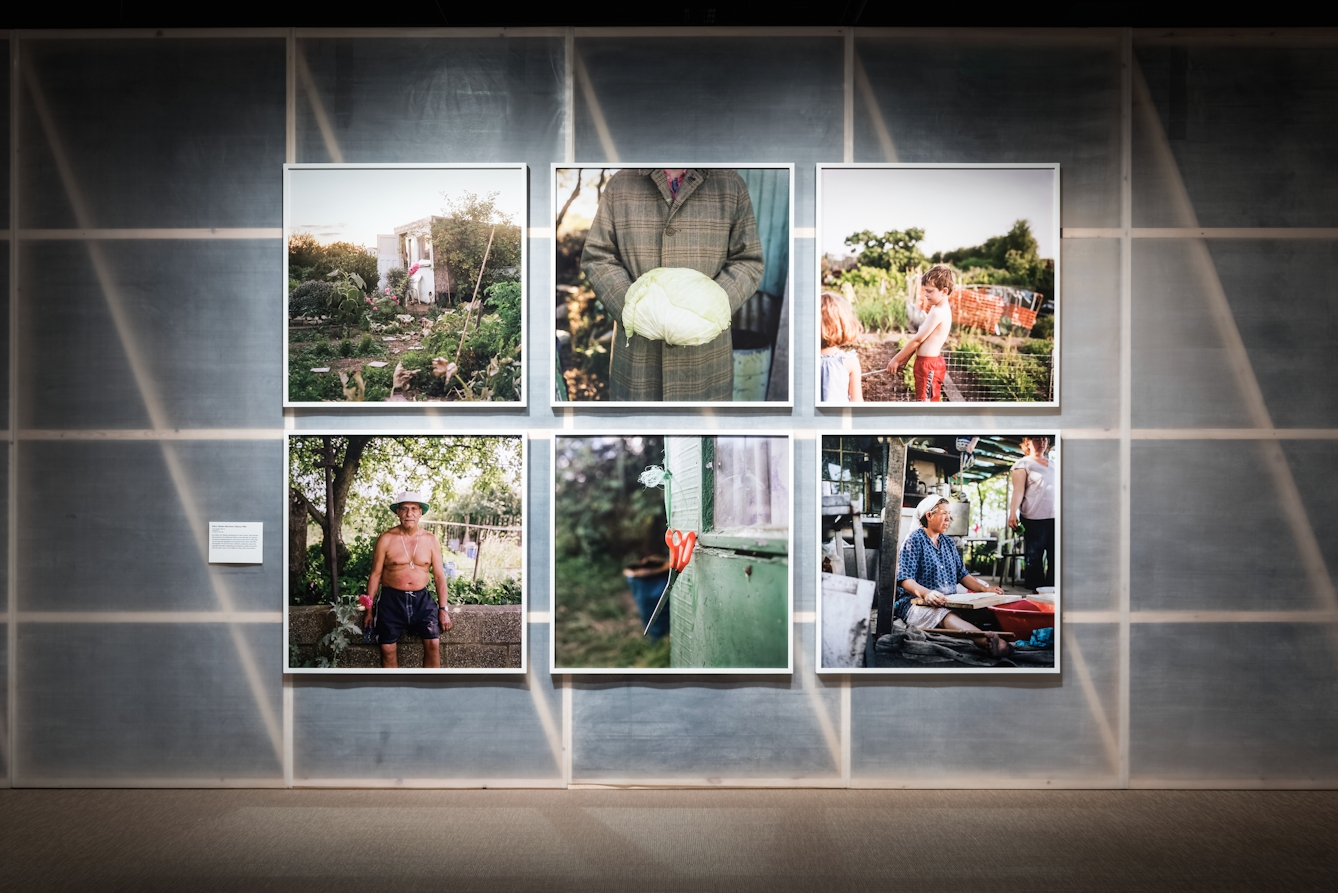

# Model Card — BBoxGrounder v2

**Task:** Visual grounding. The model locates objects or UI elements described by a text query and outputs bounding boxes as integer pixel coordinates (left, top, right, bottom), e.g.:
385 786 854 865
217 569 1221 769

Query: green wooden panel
682 549 788 669
665 434 789 669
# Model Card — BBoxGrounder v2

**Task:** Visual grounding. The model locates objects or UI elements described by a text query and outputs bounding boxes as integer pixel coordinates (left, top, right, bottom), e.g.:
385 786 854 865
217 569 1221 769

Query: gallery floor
2 788 1333 891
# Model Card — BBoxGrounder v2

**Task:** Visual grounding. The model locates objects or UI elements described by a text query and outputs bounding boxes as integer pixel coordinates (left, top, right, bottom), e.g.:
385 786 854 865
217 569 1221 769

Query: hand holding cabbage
621 267 733 347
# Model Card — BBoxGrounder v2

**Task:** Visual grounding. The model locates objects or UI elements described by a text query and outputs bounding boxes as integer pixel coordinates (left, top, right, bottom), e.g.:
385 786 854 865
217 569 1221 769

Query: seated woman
894 495 1012 658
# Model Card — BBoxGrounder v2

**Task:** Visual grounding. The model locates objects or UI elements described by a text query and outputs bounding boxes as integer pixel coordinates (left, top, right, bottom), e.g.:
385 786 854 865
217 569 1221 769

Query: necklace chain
400 530 418 568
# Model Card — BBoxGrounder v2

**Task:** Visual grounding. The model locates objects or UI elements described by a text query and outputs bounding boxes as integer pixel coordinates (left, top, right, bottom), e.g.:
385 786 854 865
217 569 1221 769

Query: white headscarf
915 494 948 522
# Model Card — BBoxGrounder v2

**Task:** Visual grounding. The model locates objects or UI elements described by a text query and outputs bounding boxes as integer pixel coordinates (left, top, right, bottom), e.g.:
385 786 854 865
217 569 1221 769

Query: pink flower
358 594 373 610
408 263 420 275
385 288 391 295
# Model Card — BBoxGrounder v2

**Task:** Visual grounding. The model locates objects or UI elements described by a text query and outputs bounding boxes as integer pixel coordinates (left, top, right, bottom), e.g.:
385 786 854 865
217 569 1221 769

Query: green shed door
665 435 789 669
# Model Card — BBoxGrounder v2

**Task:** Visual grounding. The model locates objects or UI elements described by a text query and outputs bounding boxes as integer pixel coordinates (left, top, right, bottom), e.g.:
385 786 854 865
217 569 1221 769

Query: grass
554 555 672 669
848 281 909 333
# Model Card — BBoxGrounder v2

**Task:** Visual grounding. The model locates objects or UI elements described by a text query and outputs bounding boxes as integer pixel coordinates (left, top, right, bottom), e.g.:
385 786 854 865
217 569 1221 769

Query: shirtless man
887 263 955 402
363 490 453 668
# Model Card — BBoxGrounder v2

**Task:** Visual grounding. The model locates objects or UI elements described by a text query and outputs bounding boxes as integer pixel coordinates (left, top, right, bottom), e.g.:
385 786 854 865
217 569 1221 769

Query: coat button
664 226 676 236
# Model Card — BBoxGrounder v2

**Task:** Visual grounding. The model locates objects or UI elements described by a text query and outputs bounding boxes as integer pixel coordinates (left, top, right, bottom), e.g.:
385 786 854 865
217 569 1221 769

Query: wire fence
855 341 1054 403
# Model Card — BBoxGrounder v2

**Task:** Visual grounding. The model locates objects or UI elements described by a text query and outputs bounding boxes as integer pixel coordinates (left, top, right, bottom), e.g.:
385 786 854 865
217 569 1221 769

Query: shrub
288 357 344 403
1018 337 1054 357
951 335 1049 402
289 280 334 318
448 577 522 606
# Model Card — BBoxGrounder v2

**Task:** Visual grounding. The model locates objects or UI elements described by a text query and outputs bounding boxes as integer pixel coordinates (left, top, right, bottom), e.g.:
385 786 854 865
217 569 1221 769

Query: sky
288 167 527 250
820 167 1057 261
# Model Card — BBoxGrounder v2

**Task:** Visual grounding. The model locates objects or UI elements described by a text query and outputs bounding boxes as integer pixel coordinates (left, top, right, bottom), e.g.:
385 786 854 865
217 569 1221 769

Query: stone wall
289 604 522 669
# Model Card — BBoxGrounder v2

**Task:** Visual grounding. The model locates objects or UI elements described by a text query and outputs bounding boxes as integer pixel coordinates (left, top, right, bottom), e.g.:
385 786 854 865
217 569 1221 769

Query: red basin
989 599 1056 638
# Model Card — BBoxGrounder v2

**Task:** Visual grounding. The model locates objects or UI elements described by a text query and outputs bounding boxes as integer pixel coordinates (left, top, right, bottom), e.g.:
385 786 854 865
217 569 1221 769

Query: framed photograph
551 164 794 407
283 163 527 407
551 432 793 673
816 164 1060 407
285 432 527 675
816 432 1060 675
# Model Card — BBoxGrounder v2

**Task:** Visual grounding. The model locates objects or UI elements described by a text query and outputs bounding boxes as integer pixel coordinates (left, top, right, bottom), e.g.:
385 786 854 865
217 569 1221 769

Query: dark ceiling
2 1 1326 29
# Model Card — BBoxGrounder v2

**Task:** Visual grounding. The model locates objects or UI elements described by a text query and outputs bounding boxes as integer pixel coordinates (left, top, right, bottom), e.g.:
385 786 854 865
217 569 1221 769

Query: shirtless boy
887 263 955 402
363 490 453 668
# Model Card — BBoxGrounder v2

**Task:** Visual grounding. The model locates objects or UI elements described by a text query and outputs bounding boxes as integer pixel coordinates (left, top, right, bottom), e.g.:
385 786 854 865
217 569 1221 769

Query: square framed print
551 164 793 408
552 431 793 673
816 164 1060 408
285 432 526 674
817 431 1060 675
284 163 527 407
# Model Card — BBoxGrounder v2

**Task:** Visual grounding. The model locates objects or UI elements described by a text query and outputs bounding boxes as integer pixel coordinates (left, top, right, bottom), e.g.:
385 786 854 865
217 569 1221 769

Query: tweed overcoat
581 169 765 402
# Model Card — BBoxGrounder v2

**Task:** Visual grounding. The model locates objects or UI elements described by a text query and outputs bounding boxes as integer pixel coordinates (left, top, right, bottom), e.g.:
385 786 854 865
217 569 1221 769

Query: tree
289 435 371 595
288 435 523 599
287 233 380 292
844 228 929 273
935 219 1053 295
554 436 668 565
431 192 522 305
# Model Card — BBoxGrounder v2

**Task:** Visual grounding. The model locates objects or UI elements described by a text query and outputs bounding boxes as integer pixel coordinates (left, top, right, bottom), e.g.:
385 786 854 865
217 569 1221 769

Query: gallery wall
3 27 1337 788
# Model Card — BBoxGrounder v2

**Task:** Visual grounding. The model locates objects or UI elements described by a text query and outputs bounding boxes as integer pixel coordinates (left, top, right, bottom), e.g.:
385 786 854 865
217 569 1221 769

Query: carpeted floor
1 788 1334 892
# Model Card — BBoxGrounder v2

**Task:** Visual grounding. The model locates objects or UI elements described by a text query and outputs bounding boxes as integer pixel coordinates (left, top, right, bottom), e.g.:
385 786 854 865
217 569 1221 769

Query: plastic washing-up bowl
989 599 1056 638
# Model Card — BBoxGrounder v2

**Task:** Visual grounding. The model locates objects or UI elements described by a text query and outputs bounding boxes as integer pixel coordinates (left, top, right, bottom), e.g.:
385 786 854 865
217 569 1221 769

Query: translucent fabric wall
5 28 1336 788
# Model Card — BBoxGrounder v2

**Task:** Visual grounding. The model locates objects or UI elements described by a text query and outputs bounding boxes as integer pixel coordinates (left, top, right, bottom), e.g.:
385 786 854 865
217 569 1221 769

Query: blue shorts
374 586 441 644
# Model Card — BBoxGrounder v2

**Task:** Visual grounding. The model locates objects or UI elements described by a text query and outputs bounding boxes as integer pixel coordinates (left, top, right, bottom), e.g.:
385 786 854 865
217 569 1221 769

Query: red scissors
644 529 696 636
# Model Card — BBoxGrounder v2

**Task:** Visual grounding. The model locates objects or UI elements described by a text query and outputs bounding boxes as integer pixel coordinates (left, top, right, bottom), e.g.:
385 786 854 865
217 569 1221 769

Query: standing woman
1007 436 1056 592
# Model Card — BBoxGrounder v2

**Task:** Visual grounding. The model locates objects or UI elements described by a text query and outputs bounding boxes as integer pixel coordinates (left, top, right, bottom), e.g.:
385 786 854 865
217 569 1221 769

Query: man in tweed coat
582 168 764 402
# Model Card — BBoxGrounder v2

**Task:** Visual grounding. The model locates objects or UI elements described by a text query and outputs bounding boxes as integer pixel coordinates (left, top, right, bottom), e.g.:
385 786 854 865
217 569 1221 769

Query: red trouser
913 355 946 402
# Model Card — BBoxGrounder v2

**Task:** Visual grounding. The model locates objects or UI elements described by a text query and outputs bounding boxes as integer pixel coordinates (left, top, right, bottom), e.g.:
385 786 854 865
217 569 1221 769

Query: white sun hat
389 490 430 513
915 493 948 521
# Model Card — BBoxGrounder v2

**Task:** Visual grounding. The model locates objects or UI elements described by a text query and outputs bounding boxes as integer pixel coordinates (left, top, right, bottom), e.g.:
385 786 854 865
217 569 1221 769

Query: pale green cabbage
622 267 732 346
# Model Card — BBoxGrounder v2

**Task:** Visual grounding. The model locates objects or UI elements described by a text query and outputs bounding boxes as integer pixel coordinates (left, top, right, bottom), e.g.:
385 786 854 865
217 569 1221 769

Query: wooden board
912 594 1024 610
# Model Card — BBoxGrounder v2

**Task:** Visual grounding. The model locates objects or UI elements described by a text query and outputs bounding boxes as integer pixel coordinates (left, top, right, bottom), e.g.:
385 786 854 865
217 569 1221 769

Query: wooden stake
454 226 496 369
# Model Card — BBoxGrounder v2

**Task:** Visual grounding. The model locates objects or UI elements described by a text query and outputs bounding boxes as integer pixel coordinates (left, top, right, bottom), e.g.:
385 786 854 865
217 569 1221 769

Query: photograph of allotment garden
284 165 525 405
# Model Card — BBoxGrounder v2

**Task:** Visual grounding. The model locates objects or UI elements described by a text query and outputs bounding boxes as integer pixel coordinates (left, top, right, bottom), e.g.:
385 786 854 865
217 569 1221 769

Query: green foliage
835 265 893 289
554 555 672 669
409 282 522 402
937 219 1054 296
289 280 334 318
287 358 344 403
325 269 369 326
841 274 910 333
951 334 1050 402
1017 337 1054 357
486 280 522 336
316 593 365 667
290 435 523 544
431 192 523 304
554 436 668 566
289 233 380 292
448 577 522 606
383 267 412 302
1030 314 1054 340
844 228 929 273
